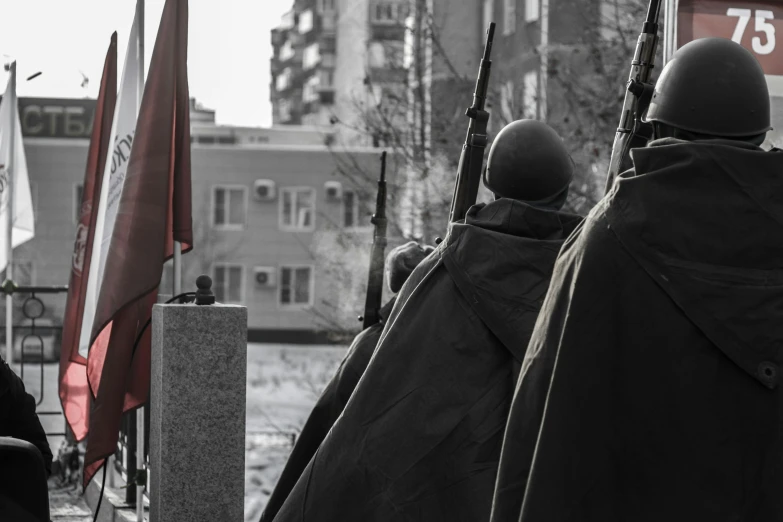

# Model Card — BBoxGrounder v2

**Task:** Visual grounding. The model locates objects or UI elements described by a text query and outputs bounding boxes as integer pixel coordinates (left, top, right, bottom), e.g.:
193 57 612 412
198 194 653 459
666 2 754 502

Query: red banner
678 0 783 75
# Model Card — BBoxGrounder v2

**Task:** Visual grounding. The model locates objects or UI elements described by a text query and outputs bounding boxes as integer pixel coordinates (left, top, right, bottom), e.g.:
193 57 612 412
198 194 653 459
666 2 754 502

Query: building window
303 75 321 103
384 41 405 69
484 0 494 30
278 99 292 122
279 265 313 307
212 186 247 229
523 70 538 119
525 0 540 22
369 42 386 68
279 187 315 231
503 0 516 35
302 43 321 69
276 68 291 91
279 40 295 62
317 0 336 12
299 9 314 33
74 183 84 224
343 189 361 228
213 263 244 304
372 2 403 23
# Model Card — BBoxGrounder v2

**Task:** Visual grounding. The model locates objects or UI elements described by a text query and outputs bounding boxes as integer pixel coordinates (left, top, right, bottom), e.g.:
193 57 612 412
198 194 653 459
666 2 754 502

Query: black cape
260 298 396 522
491 139 783 522
272 198 581 522
0 358 52 476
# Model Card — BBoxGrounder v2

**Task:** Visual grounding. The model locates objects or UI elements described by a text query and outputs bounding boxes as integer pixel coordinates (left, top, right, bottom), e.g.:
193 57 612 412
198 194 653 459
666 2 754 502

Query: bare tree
310 0 658 335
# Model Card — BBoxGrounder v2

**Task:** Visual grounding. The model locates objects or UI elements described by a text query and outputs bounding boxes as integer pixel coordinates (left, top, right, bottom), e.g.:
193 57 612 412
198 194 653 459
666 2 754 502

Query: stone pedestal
149 302 247 522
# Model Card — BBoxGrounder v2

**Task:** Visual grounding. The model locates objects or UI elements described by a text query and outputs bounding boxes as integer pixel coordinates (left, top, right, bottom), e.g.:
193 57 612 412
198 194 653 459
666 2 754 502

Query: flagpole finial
195 275 215 305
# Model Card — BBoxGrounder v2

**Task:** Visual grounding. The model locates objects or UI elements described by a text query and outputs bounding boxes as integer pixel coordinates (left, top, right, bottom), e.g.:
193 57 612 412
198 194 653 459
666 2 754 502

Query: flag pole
136 1 146 519
5 62 16 364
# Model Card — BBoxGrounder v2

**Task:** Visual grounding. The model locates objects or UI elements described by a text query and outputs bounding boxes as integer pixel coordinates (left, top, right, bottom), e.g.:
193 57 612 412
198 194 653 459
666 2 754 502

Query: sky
0 0 293 127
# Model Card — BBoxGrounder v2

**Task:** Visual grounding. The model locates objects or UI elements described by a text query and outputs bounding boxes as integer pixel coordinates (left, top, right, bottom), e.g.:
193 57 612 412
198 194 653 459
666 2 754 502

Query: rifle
358 151 388 329
604 0 662 194
448 22 496 223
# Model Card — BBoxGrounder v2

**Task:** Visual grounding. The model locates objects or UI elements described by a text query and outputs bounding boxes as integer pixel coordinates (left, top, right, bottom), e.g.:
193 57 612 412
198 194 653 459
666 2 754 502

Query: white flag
0 62 35 272
78 9 141 358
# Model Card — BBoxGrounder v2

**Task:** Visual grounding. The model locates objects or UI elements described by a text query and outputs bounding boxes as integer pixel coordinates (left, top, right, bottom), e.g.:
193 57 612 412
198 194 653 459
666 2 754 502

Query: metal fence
3 285 70 438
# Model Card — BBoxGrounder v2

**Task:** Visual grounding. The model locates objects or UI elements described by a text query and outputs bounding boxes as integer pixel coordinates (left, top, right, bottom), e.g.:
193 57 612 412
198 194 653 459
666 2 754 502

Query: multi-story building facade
1 96 393 349
270 0 408 146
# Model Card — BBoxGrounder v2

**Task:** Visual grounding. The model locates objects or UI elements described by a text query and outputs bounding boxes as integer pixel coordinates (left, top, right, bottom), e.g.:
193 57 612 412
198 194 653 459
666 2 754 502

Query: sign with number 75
677 0 783 75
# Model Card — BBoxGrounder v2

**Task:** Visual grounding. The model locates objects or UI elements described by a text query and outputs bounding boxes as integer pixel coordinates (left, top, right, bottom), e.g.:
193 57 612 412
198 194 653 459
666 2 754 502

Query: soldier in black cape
271 119 582 522
490 38 783 522
0 357 52 475
260 241 433 522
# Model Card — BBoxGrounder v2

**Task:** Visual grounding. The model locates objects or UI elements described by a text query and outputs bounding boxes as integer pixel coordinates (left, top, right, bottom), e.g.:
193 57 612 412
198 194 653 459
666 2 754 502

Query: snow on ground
244 343 348 522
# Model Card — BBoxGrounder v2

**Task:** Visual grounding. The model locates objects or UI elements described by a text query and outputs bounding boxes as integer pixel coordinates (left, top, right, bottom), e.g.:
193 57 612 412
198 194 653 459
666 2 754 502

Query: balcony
370 24 406 41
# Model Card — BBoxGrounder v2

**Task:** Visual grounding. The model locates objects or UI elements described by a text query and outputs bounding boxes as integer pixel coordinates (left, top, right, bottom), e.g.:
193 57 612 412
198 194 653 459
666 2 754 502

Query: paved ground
49 480 91 521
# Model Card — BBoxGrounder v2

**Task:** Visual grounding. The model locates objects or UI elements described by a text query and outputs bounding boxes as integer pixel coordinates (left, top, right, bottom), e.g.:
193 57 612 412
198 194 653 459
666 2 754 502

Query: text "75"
727 8 776 55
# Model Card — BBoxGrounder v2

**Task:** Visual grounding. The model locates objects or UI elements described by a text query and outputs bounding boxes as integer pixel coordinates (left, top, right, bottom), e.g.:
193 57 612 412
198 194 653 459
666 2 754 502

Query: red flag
83 0 193 488
58 33 117 442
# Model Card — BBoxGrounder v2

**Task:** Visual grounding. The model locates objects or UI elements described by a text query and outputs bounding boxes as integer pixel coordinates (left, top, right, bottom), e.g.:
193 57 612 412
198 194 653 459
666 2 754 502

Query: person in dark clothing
269 119 582 522
490 38 783 522
259 241 433 522
0 357 53 476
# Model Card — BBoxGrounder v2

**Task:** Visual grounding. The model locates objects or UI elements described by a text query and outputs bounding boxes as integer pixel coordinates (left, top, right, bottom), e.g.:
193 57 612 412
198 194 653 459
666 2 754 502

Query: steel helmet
645 37 771 137
483 119 573 202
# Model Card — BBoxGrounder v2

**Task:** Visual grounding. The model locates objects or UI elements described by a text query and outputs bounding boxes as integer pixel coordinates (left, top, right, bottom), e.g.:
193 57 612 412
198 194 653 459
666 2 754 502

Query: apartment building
269 0 408 145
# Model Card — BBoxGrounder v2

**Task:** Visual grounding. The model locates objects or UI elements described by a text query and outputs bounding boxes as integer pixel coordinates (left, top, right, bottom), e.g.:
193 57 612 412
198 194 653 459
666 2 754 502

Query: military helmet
483 119 573 202
645 37 771 137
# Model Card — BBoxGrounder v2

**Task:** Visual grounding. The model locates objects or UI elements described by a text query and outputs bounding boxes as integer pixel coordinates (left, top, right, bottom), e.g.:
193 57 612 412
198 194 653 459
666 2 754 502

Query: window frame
525 0 540 22
302 43 321 70
299 9 314 33
342 188 371 230
278 186 317 232
212 262 246 305
278 264 315 309
211 184 248 231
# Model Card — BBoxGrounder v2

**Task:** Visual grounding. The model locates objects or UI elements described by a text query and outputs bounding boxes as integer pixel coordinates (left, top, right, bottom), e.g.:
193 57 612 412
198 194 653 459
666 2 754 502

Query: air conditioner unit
324 180 342 201
254 266 276 287
254 179 276 201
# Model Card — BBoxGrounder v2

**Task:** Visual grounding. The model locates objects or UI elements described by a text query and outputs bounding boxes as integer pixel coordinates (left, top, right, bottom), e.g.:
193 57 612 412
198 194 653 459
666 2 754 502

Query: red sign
678 0 783 75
